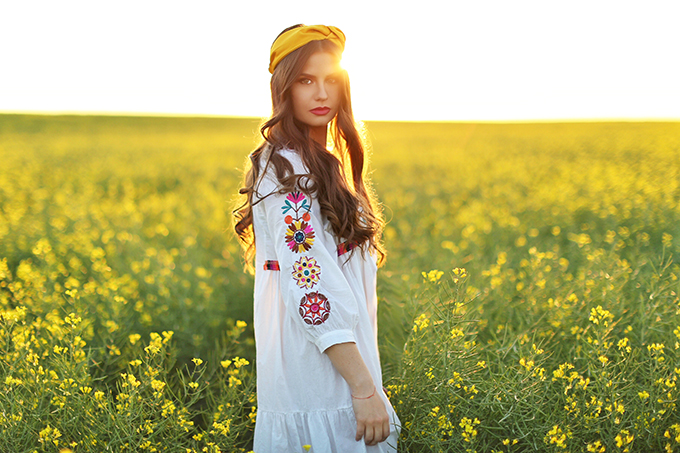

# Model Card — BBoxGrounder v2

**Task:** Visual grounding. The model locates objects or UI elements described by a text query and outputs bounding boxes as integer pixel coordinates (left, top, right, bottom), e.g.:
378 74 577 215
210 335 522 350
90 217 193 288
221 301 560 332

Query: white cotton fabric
251 148 400 452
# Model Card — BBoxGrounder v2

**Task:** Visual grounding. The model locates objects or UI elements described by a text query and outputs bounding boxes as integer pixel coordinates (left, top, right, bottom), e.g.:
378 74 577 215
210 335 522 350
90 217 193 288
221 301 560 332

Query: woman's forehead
301 52 342 74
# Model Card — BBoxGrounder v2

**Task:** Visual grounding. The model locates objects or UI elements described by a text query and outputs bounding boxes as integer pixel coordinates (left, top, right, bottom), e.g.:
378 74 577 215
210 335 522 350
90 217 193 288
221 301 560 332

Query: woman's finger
382 418 390 442
370 423 383 446
355 421 365 442
363 424 375 445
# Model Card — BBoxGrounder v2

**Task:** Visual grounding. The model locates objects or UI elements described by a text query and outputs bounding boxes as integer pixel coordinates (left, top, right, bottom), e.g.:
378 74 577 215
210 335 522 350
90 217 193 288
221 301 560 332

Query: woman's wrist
349 378 375 397
351 385 376 400
324 342 376 400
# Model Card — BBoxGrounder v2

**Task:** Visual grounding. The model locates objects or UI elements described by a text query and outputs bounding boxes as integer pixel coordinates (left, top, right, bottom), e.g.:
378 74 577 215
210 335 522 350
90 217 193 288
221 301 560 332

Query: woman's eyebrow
298 71 343 79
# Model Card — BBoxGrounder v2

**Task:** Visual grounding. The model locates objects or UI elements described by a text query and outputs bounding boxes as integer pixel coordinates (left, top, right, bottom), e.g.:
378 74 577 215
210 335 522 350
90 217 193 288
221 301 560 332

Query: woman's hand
351 385 390 445
324 342 391 445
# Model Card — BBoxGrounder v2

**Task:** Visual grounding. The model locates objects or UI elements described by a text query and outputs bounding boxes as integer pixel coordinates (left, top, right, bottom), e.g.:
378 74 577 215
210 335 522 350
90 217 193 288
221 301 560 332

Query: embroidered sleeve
257 162 359 353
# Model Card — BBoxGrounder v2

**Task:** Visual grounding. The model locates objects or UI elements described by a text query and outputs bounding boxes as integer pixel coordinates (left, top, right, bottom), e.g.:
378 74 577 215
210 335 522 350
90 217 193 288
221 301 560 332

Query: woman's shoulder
260 148 308 178
276 147 305 170
254 147 307 199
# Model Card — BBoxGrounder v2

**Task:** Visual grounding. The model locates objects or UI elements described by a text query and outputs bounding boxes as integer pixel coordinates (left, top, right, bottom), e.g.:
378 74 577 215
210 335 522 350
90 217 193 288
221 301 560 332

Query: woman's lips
310 107 331 116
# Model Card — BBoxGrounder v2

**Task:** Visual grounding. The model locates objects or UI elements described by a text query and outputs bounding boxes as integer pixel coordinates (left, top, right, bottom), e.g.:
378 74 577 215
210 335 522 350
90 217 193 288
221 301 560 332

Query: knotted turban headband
269 25 346 74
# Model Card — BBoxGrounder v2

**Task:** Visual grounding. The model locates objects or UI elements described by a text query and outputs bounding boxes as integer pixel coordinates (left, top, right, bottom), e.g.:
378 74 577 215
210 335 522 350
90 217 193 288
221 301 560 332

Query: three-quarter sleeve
254 155 359 353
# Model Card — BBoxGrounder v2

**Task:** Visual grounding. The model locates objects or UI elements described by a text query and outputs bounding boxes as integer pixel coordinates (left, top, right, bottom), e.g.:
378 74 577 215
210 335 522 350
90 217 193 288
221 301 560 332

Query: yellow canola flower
151 380 166 392
425 367 435 380
422 269 444 283
0 258 12 280
4 376 23 386
617 337 632 353
589 305 613 327
452 267 468 283
544 425 569 449
450 327 464 339
662 232 673 247
648 343 665 353
39 425 62 446
586 440 605 453
233 357 249 368
412 313 430 332
519 358 534 371
459 417 480 443
615 429 634 448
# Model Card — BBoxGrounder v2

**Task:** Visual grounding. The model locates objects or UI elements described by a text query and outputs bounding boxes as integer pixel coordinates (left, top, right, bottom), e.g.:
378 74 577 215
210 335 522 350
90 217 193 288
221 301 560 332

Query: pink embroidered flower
286 191 306 204
299 292 331 325
282 191 311 218
285 220 315 253
292 256 321 289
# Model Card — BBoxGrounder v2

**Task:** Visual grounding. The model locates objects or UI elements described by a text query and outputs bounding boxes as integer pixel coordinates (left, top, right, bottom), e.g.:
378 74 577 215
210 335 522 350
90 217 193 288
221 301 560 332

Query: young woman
234 24 400 452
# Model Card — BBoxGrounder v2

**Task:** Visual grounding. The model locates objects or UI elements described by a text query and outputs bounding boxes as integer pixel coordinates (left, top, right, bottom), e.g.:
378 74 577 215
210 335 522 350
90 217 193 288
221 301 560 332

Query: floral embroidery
337 241 357 257
263 260 280 271
281 192 315 253
282 191 312 220
282 192 328 325
292 256 321 289
285 220 315 253
299 292 331 325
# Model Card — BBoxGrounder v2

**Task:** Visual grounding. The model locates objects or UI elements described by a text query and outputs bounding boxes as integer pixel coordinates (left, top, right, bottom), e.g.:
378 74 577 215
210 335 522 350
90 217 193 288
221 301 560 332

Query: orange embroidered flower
299 292 331 325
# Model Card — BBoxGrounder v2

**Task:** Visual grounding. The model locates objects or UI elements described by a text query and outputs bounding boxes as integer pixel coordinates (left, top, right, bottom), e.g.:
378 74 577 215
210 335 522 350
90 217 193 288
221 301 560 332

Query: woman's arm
325 342 390 446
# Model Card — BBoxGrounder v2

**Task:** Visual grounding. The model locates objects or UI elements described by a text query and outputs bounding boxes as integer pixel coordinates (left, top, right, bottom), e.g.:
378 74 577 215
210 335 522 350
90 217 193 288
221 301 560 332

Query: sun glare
338 45 370 121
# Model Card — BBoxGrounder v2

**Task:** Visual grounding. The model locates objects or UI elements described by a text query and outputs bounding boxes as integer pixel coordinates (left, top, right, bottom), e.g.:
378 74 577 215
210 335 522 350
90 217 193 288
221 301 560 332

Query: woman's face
290 51 343 135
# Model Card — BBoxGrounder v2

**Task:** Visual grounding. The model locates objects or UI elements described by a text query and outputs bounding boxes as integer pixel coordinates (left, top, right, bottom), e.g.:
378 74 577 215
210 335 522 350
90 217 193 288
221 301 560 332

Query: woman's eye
327 78 337 84
299 78 312 85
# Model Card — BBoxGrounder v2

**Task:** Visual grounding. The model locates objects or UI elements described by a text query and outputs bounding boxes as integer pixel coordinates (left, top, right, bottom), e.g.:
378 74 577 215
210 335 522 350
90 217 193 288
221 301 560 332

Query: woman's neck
309 125 327 148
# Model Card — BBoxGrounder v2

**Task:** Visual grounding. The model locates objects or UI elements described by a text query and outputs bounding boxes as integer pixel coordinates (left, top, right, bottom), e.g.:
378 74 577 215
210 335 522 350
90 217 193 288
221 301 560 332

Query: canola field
1 114 679 452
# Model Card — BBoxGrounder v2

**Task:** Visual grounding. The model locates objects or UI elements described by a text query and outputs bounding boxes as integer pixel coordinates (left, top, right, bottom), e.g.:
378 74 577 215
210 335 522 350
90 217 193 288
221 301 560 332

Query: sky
1 0 679 122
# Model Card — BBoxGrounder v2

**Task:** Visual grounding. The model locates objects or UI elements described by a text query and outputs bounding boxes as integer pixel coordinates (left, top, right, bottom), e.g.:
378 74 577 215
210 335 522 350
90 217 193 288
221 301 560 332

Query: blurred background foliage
1 115 679 452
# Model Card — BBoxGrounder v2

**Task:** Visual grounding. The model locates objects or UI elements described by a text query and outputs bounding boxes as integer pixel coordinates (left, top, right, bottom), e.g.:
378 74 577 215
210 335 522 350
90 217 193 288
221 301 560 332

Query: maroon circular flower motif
298 292 331 325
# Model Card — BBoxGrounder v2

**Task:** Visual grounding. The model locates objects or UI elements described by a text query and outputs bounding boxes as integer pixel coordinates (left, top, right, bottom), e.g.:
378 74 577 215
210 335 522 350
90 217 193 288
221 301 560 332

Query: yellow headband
269 25 346 74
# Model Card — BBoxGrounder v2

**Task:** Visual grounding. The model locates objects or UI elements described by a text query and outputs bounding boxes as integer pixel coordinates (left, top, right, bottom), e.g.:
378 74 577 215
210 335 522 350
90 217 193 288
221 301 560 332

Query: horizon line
1 110 679 124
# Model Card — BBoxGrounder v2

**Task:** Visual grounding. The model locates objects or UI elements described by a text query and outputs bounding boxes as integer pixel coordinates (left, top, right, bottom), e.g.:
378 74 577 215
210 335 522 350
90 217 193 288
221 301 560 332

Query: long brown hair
233 25 386 272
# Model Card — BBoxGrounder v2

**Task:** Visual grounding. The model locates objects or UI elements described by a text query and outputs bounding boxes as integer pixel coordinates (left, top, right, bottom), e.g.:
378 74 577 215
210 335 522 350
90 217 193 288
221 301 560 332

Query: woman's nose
315 84 328 101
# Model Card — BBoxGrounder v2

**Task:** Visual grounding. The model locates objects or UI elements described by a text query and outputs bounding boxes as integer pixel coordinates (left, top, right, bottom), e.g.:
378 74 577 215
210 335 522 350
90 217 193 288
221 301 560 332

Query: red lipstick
310 107 331 116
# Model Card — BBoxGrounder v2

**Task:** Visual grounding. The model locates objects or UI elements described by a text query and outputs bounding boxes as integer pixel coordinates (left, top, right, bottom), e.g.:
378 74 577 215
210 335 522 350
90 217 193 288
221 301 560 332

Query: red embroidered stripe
337 241 357 256
266 242 355 269
263 260 280 271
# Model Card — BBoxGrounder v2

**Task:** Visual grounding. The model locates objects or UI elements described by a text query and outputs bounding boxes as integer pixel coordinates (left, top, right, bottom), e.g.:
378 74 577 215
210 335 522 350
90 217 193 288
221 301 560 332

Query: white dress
251 148 400 452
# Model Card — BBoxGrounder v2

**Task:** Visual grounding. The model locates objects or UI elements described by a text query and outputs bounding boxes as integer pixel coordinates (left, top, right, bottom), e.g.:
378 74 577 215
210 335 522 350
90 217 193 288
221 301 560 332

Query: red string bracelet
351 385 376 400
